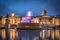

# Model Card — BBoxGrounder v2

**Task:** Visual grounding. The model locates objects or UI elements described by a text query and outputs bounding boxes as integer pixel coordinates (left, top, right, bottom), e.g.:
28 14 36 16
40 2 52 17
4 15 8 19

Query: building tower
42 10 47 16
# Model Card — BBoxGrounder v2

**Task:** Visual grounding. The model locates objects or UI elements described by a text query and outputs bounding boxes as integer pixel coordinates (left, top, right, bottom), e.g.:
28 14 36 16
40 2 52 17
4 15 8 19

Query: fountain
21 11 32 23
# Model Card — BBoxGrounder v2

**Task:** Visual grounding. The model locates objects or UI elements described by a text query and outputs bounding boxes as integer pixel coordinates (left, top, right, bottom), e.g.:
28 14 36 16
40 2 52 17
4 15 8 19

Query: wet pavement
0 29 60 40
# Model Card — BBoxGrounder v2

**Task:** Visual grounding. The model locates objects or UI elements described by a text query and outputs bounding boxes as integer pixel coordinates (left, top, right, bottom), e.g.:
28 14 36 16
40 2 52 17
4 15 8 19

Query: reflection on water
1 29 6 40
0 29 60 40
9 29 18 40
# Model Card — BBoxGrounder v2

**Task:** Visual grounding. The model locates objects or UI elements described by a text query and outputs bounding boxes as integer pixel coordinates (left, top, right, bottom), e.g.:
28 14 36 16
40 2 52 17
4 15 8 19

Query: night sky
0 0 60 16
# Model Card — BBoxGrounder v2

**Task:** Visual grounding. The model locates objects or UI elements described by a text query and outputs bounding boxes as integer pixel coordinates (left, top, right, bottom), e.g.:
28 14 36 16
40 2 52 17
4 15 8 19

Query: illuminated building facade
2 10 60 26
2 12 21 25
1 10 60 40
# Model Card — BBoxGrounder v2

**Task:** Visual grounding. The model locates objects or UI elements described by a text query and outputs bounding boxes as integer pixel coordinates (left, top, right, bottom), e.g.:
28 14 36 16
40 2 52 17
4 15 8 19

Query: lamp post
5 13 10 40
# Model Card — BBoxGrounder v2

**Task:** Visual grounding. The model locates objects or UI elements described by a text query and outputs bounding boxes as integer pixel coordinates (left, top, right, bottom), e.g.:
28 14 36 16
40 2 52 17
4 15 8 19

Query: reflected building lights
0 29 60 40
9 29 18 40
1 29 6 39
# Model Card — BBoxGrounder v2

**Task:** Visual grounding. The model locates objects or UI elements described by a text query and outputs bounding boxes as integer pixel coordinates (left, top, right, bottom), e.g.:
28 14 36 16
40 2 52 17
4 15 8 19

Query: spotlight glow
27 11 32 16
21 11 33 23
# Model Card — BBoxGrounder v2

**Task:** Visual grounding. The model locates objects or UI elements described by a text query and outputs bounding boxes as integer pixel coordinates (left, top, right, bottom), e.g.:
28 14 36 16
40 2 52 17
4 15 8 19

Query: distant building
2 10 60 26
1 10 60 40
2 12 21 25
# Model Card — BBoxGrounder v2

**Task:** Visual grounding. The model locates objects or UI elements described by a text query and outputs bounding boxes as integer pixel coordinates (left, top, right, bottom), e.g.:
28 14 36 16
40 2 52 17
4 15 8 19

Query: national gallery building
2 10 60 26
1 10 60 40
